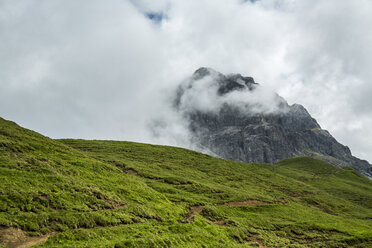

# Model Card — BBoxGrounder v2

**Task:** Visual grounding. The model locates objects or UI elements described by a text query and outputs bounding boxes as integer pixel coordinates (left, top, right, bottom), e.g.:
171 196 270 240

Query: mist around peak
148 68 291 149
176 68 290 116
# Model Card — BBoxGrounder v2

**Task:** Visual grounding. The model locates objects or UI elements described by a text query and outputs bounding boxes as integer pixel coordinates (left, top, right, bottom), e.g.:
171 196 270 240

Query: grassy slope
0 117 371 247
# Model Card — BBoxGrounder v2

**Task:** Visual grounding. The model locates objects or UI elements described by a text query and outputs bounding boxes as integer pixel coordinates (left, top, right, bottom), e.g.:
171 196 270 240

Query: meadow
0 117 371 247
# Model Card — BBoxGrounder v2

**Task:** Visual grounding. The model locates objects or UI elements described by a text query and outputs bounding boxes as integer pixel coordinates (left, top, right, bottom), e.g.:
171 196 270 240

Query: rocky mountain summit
174 67 372 179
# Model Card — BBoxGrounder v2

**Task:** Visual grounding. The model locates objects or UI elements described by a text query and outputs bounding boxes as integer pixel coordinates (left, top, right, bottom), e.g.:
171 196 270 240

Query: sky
0 0 372 162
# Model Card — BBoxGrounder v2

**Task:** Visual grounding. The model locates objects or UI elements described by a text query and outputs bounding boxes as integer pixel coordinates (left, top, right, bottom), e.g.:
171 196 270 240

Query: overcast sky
1 0 371 162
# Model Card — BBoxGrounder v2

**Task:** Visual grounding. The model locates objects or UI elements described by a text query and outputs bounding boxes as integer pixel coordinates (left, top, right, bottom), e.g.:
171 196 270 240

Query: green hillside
0 117 371 247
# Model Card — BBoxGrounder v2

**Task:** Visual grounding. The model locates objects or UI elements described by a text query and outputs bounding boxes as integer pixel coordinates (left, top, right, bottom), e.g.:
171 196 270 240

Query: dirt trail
185 200 273 223
183 202 272 247
223 200 270 207
0 228 52 248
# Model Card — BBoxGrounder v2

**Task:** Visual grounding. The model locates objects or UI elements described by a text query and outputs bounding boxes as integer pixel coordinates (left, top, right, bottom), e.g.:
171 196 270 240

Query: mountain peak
173 68 372 179
192 67 219 80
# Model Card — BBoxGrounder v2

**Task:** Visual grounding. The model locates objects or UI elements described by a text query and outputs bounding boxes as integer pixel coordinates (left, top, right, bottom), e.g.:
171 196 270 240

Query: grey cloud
0 0 167 141
0 0 371 162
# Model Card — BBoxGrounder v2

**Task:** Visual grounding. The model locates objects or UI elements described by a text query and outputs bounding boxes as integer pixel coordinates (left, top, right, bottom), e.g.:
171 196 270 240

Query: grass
0 116 371 247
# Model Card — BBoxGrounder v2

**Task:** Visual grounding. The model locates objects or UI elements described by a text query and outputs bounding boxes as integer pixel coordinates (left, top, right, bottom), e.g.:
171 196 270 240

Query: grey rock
174 68 372 179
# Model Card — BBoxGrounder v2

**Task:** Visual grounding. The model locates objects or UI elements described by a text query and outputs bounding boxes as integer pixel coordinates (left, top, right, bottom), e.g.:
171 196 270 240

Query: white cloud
176 70 287 116
0 0 371 162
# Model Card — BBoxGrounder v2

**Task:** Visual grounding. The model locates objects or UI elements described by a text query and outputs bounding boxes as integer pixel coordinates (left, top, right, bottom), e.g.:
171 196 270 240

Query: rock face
174 67 372 179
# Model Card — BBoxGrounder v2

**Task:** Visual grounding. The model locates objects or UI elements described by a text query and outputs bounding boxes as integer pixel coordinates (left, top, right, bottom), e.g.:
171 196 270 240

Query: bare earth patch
0 228 52 248
126 169 138 175
186 205 204 222
251 234 271 248
212 220 225 225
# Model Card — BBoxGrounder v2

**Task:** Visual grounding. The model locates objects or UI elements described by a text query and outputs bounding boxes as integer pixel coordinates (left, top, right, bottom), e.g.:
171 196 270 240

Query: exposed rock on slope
174 67 372 179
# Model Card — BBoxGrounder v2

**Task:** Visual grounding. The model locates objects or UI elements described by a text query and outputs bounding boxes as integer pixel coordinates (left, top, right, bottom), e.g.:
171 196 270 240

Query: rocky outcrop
174 67 372 179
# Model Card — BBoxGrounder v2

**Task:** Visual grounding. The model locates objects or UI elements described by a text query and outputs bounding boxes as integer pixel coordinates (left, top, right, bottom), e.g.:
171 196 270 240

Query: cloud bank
0 0 371 162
